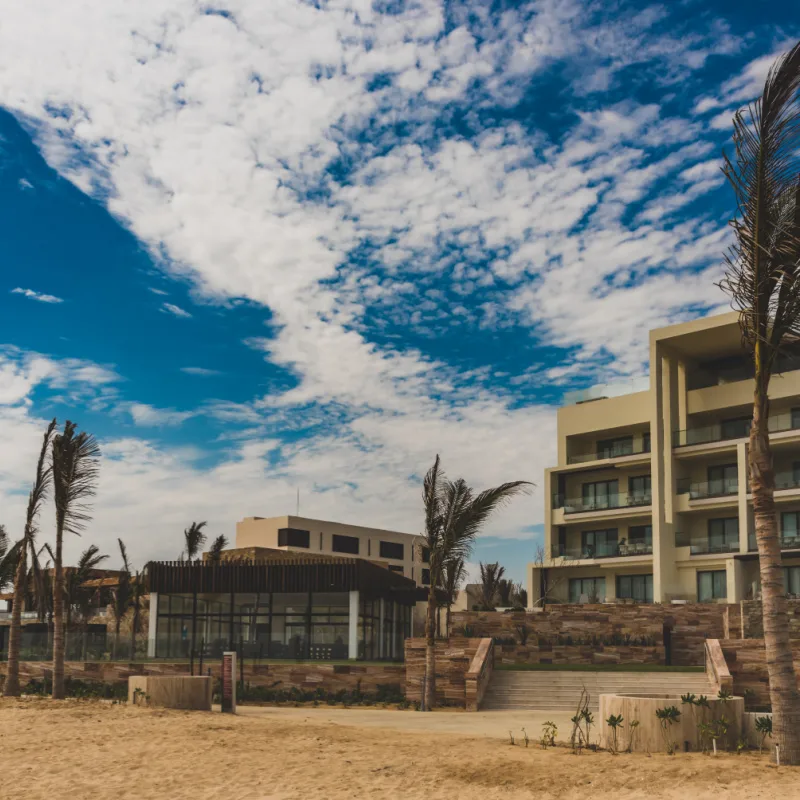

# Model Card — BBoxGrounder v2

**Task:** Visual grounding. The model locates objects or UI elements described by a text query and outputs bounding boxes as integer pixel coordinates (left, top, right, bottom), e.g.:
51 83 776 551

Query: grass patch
496 663 705 673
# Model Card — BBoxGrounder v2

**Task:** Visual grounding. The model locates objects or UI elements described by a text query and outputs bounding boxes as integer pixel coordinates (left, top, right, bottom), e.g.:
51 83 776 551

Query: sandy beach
0 698 794 800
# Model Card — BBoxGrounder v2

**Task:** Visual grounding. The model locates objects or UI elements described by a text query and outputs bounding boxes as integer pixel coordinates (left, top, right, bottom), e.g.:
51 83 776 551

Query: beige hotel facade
528 311 800 607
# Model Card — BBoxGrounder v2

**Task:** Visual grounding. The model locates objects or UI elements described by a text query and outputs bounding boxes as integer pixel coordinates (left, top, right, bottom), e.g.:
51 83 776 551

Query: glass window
708 518 739 551
627 525 652 545
278 528 310 548
628 475 651 503
421 546 430 563
616 574 653 603
720 417 751 440
792 408 800 430
707 464 738 496
784 566 800 596
421 568 431 585
697 570 727 601
642 432 651 453
568 577 606 603
582 529 618 558
597 437 633 458
581 480 619 510
782 512 800 544
387 564 404 574
380 541 404 560
332 534 360 555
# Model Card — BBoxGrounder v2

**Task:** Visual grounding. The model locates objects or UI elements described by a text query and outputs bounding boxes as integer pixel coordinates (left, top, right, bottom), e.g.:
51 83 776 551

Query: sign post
221 651 237 714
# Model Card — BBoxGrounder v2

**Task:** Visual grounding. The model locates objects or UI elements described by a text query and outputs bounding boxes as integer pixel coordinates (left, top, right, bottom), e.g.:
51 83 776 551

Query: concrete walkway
236 705 599 744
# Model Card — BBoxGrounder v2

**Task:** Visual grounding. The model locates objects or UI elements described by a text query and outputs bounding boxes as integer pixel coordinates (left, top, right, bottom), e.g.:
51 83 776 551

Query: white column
348 590 359 660
147 592 158 658
378 598 385 659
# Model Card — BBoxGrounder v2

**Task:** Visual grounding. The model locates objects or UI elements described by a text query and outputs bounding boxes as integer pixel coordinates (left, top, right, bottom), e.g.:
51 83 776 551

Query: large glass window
784 566 800 596
270 593 309 659
581 480 619 510
708 518 739 551
380 541 404 560
616 574 653 603
581 529 618 558
332 534 360 555
707 464 738 496
628 475 651 503
642 432 651 453
721 417 751 440
697 570 727 601
278 528 310 548
782 512 800 545
628 525 652 545
309 592 349 659
597 436 633 458
568 577 606 603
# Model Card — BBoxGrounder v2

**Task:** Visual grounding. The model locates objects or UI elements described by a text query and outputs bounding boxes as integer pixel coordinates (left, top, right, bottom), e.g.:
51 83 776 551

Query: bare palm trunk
424 582 436 710
4 544 28 696
52 534 65 699
751 382 800 764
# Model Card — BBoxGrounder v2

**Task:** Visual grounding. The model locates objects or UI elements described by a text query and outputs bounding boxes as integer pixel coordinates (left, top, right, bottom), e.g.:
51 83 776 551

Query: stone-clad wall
720 639 800 711
451 604 727 667
0 659 405 694
730 600 800 639
404 637 481 707
494 643 664 666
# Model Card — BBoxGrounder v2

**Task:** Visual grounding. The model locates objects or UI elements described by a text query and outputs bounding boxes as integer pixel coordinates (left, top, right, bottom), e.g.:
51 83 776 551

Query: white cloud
161 302 192 319
125 402 193 427
180 366 221 376
148 287 169 296
11 287 64 304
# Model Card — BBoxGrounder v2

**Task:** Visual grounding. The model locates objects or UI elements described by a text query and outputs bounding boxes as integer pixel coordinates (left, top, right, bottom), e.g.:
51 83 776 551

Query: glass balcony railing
688 478 739 500
551 542 653 560
688 540 740 555
673 410 800 448
775 471 800 491
553 491 652 513
748 533 800 551
567 440 651 465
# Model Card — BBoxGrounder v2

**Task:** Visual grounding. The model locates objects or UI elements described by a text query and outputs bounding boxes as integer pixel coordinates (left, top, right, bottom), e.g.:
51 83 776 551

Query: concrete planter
128 675 212 710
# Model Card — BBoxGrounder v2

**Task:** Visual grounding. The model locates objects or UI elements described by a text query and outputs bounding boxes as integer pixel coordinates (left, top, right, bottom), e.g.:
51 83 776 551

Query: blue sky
0 0 797 582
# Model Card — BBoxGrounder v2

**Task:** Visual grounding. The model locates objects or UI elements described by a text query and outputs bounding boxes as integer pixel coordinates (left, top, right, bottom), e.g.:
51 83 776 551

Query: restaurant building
146 553 425 662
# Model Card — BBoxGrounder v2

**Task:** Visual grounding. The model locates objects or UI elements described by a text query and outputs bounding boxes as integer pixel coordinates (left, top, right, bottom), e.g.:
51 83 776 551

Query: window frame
379 540 404 561
277 528 310 549
697 570 727 601
331 534 360 555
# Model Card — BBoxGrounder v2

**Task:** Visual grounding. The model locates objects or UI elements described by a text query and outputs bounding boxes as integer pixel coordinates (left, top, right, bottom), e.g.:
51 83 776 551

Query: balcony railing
551 542 653 560
567 440 651 465
673 410 800 448
749 533 800 551
775 471 800 491
686 478 739 500
554 491 652 513
688 540 740 555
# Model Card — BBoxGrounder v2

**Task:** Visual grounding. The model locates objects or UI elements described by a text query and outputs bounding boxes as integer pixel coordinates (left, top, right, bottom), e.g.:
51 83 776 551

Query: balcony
748 533 800 551
551 542 653 561
554 491 652 514
675 532 740 555
677 477 739 500
567 440 651 466
673 410 800 448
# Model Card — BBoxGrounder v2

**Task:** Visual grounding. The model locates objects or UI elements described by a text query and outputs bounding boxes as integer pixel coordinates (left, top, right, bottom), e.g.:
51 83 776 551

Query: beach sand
0 697 793 800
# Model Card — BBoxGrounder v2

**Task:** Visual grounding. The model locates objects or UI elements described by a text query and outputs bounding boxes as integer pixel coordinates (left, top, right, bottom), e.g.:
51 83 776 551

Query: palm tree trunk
424 582 436 710
52 533 65 699
750 384 800 764
445 603 451 638
113 618 121 661
130 604 139 662
4 542 28 696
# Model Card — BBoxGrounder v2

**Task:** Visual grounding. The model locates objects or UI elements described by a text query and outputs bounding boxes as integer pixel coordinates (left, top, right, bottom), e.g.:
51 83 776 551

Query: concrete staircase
481 670 712 711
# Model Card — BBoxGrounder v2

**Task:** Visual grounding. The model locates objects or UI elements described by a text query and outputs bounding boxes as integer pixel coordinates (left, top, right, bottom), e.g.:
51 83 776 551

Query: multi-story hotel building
528 311 800 606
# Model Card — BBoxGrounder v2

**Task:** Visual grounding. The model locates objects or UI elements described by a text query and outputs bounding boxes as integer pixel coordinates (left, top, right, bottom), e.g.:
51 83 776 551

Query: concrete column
737 441 749 554
729 558 746 603
147 592 158 658
378 598 385 659
348 590 359 660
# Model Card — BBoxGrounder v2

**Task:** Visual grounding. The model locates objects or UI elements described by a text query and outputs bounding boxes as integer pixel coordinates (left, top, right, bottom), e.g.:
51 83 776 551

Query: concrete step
481 670 712 711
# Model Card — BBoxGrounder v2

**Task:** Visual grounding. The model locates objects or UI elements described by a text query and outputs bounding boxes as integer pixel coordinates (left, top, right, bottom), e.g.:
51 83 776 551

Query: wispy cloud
11 287 63 304
181 367 222 377
125 402 193 427
148 287 169 296
161 302 192 319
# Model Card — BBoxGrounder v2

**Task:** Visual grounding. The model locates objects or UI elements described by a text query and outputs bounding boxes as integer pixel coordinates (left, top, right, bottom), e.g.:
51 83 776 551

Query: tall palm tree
207 534 229 562
441 555 466 637
183 521 207 561
421 455 531 710
51 421 100 699
110 539 133 660
4 419 56 697
719 41 800 764
478 562 505 610
128 569 146 661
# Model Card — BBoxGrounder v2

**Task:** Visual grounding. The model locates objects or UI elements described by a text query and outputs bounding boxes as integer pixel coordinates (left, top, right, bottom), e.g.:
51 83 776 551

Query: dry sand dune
0 698 794 800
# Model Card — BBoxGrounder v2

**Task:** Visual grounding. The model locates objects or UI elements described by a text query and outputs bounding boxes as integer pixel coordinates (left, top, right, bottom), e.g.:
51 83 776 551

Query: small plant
710 716 729 753
695 695 710 710
736 737 747 755
698 721 712 754
681 693 697 706
626 719 640 753
508 730 515 746
570 689 591 754
581 708 595 749
655 706 681 755
541 720 558 749
522 727 529 748
717 687 733 702
755 715 773 754
606 714 624 754
514 622 531 646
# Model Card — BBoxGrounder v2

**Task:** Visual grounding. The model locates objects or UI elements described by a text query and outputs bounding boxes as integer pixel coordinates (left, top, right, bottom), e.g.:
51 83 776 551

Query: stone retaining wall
727 600 800 639
404 637 481 707
720 639 800 711
494 643 664 666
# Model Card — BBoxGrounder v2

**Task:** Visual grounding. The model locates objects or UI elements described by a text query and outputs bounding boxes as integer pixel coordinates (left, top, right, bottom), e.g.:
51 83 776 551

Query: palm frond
24 419 57 542
0 538 24 591
118 538 131 574
479 561 505 608
719 41 800 364
183 521 208 561
422 455 446 553
207 534 229 562
52 421 101 537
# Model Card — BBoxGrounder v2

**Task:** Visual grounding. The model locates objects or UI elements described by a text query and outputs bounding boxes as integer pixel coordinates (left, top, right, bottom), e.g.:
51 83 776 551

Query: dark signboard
221 651 236 713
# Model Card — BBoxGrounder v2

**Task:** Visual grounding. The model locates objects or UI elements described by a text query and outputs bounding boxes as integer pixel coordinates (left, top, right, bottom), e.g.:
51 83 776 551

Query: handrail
465 638 494 711
705 638 733 695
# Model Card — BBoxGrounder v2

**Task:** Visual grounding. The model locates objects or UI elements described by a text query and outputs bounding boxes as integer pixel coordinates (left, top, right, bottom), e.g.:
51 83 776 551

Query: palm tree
719 41 800 764
421 455 531 710
128 569 146 661
207 534 229 562
4 419 56 697
479 562 505 610
65 544 108 659
0 526 23 592
496 577 515 608
441 556 466 637
110 539 133 660
51 421 100 699
182 521 207 562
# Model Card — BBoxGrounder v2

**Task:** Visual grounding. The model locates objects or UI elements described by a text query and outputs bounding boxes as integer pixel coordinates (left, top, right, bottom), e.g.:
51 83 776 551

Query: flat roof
239 514 417 539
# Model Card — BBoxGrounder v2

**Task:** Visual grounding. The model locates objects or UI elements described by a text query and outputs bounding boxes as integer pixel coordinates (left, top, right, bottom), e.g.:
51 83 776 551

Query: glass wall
155 591 411 661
